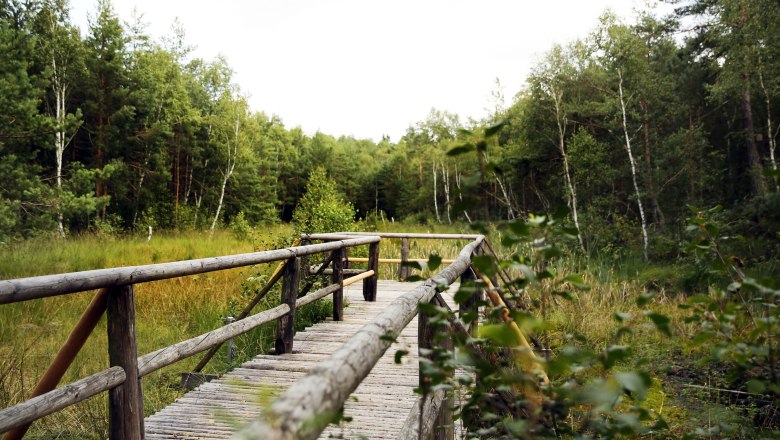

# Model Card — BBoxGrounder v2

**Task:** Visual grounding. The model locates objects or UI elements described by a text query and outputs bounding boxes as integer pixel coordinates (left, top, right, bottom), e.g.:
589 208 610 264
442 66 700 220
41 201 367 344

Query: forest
0 0 779 261
2 0 780 437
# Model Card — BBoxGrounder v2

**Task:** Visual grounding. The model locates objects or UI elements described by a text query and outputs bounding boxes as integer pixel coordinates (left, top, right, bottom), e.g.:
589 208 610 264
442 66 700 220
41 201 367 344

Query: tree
33 0 84 235
292 167 355 235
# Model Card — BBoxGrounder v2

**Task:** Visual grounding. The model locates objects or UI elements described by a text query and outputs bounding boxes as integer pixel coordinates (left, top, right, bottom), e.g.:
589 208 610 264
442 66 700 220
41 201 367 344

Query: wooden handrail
236 235 484 440
2 289 109 440
0 236 379 304
0 235 380 438
0 367 126 434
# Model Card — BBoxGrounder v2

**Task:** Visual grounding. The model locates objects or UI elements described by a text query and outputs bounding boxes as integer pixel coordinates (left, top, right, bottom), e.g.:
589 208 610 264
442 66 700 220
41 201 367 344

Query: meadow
0 223 773 438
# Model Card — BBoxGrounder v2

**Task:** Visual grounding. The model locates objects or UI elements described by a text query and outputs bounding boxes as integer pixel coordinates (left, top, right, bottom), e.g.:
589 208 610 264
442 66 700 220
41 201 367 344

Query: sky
68 0 674 142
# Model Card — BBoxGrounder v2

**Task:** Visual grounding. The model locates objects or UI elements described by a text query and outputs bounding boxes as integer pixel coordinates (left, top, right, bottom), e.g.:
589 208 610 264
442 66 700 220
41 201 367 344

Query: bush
292 167 355 235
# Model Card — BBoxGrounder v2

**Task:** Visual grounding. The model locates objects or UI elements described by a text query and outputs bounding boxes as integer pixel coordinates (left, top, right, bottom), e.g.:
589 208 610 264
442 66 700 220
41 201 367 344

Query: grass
0 222 771 438
0 225 337 438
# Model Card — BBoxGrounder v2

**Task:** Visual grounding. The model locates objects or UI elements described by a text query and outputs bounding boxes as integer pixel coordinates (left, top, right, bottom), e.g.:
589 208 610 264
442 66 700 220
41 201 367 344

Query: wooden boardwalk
144 279 458 439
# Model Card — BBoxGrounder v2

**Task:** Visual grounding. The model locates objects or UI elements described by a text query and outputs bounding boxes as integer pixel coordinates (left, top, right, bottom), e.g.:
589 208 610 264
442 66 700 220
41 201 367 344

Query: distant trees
0 0 777 262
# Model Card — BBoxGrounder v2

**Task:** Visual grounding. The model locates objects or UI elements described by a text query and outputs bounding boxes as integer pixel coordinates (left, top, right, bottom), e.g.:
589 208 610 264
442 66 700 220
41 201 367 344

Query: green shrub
292 167 355 235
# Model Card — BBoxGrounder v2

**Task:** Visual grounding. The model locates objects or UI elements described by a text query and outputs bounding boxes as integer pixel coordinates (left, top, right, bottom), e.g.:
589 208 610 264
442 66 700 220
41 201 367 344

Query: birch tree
34 0 83 235
209 91 247 235
530 45 586 252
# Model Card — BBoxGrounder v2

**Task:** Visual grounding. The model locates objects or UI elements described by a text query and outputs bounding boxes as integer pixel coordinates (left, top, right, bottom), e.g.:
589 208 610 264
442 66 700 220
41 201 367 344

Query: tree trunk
618 69 649 262
640 103 664 227
210 118 239 236
432 161 441 223
758 66 779 192
552 88 585 252
742 70 768 196
442 164 451 224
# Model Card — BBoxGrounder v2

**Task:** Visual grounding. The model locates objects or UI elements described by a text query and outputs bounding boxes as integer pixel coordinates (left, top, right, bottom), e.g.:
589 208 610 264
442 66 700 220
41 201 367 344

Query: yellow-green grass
0 227 302 438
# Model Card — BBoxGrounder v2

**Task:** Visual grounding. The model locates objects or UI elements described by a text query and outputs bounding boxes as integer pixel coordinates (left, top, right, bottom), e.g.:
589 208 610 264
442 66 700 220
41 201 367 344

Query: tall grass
0 226 333 438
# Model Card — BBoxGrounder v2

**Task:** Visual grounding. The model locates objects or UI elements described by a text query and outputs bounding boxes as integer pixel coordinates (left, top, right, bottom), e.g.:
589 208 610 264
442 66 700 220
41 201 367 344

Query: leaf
616 371 652 401
427 254 442 271
401 260 423 270
636 292 655 307
552 205 571 221
508 220 530 237
746 379 766 394
471 255 496 277
457 128 473 137
454 285 477 304
447 143 474 156
563 274 590 290
479 324 518 346
647 312 672 336
395 350 409 364
484 119 506 137
614 312 632 322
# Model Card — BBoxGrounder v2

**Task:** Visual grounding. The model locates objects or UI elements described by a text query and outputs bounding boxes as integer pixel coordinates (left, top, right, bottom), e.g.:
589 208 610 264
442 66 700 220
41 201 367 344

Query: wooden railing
0 236 381 439
237 233 487 440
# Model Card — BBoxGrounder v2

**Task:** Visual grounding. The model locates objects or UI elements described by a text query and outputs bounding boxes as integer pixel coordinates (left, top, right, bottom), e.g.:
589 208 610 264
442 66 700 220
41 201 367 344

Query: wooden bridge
0 232 530 439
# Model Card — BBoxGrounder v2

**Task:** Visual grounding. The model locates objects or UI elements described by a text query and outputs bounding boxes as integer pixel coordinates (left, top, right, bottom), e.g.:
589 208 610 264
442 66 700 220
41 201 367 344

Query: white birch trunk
210 116 239 236
442 163 451 224
618 69 649 261
454 166 472 223
432 161 441 223
494 173 516 220
758 67 779 192
551 86 585 252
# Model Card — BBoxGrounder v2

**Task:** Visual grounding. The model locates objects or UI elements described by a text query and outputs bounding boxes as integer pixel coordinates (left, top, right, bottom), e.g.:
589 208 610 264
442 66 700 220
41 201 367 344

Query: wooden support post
398 237 410 281
363 242 379 301
275 257 300 354
332 248 344 321
459 267 481 337
106 284 144 440
418 305 454 440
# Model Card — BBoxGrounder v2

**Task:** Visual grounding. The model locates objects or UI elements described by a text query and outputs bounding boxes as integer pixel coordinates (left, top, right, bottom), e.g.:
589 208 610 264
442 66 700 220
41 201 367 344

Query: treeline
1 0 779 260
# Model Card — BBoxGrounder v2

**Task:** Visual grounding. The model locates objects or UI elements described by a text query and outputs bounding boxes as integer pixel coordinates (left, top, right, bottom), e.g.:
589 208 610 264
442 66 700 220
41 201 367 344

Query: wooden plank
0 367 125 434
143 279 468 440
363 241 379 301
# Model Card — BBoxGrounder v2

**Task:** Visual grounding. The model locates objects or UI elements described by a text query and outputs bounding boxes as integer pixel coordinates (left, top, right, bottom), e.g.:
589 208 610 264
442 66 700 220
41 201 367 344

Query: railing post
332 248 345 321
275 257 300 355
419 304 454 440
106 284 144 440
363 241 379 301
459 267 482 337
398 237 410 281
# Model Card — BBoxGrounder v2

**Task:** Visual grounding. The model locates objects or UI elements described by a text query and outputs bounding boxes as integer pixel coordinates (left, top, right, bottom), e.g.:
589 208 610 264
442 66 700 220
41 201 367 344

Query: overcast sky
68 0 672 141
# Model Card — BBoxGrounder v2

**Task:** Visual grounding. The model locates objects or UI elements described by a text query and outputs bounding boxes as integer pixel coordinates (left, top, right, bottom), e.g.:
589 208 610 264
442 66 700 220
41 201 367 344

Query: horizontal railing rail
0 235 381 439
0 236 379 304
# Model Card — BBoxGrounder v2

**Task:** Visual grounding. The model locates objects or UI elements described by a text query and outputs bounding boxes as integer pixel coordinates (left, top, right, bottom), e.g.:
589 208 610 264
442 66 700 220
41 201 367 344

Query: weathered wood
295 284 339 308
312 268 364 276
3 288 108 440
0 236 379 304
107 284 144 439
418 302 454 440
309 232 481 240
138 303 291 376
275 258 300 355
193 263 286 373
332 248 344 321
396 391 446 440
349 258 456 264
343 270 375 287
398 237 410 281
235 236 483 440
364 242 379 301
0 367 125 434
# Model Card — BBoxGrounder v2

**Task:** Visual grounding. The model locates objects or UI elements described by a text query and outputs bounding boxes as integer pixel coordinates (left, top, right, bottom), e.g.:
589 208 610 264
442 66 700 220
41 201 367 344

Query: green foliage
292 167 355 235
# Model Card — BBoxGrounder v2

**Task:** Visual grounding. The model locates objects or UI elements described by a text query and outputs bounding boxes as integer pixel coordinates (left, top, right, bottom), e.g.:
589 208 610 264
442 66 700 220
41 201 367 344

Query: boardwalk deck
144 279 458 439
